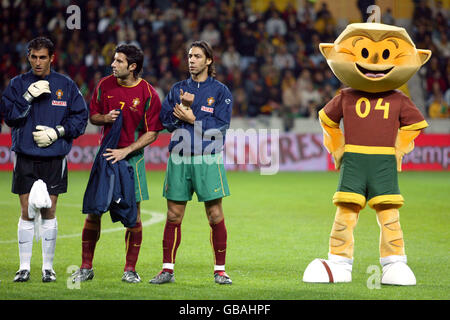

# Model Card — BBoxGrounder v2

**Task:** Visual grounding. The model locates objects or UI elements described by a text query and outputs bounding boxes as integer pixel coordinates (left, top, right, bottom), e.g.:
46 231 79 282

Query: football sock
162 220 181 273
210 218 227 272
18 218 34 271
376 207 405 258
124 221 142 272
41 218 57 271
329 203 360 259
81 218 101 269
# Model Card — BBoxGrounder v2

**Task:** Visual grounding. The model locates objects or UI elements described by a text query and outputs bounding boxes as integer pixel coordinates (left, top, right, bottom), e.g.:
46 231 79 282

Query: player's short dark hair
27 37 55 57
115 44 144 78
189 40 216 77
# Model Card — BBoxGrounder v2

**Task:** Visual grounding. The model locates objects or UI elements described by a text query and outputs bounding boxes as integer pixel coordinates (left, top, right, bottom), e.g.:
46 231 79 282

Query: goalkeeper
0 37 88 283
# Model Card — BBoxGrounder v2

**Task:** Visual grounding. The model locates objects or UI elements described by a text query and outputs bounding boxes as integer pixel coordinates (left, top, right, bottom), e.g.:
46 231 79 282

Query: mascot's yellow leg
375 204 405 258
329 203 361 259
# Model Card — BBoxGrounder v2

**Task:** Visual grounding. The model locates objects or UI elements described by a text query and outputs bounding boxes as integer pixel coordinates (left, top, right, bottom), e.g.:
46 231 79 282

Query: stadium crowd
0 0 449 132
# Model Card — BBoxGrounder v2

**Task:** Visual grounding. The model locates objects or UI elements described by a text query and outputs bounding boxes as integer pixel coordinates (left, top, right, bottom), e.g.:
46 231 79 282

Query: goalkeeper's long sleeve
1 69 88 157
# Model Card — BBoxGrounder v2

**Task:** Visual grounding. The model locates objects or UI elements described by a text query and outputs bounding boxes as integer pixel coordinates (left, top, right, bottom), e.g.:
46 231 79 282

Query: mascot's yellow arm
318 110 345 169
395 129 421 172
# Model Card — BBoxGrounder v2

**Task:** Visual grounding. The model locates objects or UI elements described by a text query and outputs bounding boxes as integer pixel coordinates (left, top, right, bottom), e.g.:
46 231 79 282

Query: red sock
210 219 227 270
162 220 181 273
124 221 142 272
81 218 101 269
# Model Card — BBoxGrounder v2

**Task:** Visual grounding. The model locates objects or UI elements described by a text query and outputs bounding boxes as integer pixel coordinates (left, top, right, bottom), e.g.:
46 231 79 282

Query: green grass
0 170 448 300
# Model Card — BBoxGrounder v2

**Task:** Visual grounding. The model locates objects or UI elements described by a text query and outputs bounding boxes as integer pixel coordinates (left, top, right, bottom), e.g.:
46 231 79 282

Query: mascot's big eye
361 48 369 58
382 49 390 59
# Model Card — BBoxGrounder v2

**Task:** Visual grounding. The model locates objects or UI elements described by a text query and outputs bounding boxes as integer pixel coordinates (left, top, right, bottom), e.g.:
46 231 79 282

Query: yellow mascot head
319 23 432 93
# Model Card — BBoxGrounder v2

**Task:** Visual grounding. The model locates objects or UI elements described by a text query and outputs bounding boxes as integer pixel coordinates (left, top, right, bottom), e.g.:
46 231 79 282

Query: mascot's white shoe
303 254 352 283
380 255 416 286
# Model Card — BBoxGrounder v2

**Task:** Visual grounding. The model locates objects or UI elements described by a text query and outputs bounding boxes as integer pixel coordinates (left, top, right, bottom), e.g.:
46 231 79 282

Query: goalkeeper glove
23 80 51 103
32 125 65 148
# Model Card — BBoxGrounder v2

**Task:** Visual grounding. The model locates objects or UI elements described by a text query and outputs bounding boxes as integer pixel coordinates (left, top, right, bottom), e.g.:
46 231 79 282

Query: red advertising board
0 133 448 171
401 134 450 171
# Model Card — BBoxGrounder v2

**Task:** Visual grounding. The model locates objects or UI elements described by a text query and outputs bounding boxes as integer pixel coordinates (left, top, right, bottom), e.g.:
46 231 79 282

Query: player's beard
190 65 208 78
114 69 133 81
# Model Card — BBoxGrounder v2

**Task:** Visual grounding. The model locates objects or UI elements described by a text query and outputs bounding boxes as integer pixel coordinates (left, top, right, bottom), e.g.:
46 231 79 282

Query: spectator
281 70 301 131
132 2 151 27
117 23 139 48
222 45 241 72
273 45 295 70
427 70 447 94
433 32 450 59
265 11 287 37
236 23 258 70
247 81 268 119
323 69 341 90
314 2 335 33
47 10 65 32
85 48 105 68
382 8 396 25
427 82 449 118
0 55 18 79
232 87 248 117
297 0 316 24
444 87 450 109
296 69 312 93
200 23 221 47
431 0 448 20
299 81 321 117
320 22 337 43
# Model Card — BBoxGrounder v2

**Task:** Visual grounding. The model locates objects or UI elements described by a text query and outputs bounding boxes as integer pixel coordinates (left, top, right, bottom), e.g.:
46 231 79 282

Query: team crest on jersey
207 97 215 106
56 89 63 99
130 98 140 112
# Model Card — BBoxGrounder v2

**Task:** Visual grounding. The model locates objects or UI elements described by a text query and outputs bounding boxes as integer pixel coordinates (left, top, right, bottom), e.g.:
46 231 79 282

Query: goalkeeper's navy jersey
160 76 233 156
1 69 88 157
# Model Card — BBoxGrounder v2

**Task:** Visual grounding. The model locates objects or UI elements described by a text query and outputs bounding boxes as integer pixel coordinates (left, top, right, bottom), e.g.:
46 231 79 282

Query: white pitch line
0 201 165 244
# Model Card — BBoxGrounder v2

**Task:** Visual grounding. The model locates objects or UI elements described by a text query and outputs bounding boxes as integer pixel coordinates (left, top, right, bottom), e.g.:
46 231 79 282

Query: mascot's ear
319 43 334 59
417 49 432 65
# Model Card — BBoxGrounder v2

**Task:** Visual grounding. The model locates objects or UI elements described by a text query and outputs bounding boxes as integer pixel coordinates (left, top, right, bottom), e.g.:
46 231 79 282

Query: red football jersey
90 75 164 148
320 88 428 148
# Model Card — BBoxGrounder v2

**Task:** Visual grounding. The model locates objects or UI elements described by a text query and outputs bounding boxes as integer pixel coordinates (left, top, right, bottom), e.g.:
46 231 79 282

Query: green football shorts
163 153 230 202
126 150 149 203
333 152 404 209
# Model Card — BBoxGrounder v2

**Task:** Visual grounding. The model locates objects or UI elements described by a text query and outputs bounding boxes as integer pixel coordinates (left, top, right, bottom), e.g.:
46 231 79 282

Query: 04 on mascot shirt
319 88 428 150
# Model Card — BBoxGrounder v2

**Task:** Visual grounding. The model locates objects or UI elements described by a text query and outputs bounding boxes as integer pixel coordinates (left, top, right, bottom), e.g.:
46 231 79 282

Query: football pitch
0 170 448 300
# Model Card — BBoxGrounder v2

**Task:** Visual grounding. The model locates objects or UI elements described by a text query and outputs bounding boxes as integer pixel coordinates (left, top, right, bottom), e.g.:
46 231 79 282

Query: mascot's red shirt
320 88 428 149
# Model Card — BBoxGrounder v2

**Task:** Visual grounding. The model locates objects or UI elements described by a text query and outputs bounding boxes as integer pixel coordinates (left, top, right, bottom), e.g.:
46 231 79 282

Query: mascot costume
302 23 431 286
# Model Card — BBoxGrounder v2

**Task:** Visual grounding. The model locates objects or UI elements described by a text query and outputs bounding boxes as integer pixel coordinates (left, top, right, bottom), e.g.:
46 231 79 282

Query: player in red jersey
72 44 164 283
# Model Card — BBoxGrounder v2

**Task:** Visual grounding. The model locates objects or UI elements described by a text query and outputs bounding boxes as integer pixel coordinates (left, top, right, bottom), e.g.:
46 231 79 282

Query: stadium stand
0 0 448 134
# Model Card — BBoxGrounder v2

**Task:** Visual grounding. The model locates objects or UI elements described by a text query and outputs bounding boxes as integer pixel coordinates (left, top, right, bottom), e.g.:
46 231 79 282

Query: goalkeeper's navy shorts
12 153 68 195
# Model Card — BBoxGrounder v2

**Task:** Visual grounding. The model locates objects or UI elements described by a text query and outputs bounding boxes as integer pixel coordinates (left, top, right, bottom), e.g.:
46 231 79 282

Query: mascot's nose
371 52 379 64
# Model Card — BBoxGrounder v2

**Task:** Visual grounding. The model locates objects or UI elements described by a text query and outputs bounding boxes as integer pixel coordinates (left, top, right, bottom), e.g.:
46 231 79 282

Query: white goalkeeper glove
32 125 65 148
23 80 51 103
